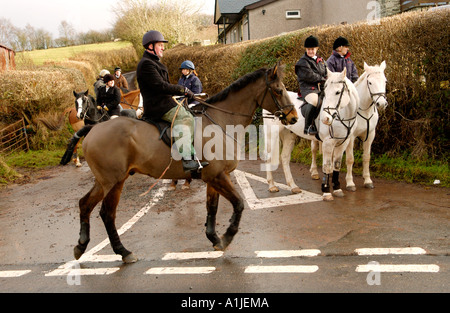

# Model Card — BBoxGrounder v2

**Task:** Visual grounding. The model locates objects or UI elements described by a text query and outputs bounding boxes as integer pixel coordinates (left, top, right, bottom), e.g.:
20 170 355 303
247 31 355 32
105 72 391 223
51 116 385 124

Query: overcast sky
1 0 215 37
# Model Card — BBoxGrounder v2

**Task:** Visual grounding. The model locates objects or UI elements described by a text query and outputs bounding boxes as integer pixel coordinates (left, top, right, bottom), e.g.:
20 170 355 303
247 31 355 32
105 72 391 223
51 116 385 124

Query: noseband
366 73 387 108
258 71 295 121
323 80 357 144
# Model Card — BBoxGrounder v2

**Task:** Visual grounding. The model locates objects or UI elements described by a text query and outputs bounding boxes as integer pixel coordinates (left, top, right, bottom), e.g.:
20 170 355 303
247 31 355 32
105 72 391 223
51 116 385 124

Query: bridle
322 80 357 144
356 73 387 141
77 95 109 123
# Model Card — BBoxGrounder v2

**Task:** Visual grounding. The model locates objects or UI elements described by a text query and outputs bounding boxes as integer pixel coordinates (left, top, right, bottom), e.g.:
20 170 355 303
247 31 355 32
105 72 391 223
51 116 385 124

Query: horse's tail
37 107 72 131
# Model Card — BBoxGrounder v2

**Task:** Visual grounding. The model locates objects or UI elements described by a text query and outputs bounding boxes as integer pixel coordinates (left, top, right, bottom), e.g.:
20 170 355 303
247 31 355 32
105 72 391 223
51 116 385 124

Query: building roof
215 0 261 24
0 44 15 53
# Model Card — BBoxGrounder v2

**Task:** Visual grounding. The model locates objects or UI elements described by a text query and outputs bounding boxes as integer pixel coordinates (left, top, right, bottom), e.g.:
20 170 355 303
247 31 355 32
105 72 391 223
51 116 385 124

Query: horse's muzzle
276 105 298 125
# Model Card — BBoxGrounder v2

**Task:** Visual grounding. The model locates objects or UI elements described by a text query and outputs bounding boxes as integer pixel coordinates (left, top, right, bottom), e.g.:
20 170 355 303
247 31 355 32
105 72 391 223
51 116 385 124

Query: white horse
310 61 388 190
263 68 359 201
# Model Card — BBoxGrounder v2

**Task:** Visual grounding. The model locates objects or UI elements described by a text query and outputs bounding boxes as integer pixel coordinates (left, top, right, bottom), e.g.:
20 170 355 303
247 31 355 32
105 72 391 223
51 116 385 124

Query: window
286 10 301 19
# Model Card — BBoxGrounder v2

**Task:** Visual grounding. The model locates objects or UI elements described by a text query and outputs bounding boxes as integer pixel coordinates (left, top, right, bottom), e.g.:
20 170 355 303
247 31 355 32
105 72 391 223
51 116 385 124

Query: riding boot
303 103 318 135
60 135 80 165
182 155 209 173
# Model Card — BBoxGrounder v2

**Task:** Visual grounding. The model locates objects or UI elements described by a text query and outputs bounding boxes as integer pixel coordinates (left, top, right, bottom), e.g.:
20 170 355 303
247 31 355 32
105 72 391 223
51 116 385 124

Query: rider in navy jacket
327 36 359 83
178 60 203 107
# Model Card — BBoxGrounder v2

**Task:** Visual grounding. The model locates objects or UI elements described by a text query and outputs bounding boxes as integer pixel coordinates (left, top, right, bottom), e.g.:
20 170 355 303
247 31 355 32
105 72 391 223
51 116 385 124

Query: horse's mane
206 68 267 104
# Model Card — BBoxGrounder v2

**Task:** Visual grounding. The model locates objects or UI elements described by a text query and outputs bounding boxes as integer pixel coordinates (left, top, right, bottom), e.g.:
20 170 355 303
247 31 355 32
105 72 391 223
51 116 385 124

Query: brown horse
74 63 298 263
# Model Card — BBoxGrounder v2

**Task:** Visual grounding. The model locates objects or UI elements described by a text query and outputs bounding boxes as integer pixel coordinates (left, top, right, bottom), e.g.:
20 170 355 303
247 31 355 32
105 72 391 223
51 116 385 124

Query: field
16 41 133 66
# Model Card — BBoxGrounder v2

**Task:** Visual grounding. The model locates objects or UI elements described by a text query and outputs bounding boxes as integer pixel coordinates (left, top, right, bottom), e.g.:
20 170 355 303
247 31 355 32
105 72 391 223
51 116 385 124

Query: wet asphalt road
0 158 448 296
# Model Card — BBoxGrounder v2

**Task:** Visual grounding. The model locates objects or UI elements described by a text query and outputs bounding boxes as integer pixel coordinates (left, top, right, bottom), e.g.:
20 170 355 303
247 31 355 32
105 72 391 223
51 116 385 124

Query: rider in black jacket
295 35 328 135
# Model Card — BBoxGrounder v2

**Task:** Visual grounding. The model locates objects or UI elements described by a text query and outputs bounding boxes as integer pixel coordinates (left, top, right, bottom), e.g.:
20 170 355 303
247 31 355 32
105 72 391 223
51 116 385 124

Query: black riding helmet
333 36 350 50
142 30 168 51
304 35 319 48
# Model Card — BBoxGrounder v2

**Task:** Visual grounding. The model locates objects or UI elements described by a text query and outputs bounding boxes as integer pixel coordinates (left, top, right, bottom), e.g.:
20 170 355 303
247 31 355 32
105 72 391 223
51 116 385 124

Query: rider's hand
184 87 195 99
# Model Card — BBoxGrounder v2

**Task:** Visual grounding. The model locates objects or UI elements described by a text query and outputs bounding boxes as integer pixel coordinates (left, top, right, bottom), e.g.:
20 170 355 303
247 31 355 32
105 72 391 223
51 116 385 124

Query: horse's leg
345 137 357 191
321 140 334 201
209 172 244 250
331 142 347 198
182 178 192 190
310 139 320 180
279 129 301 193
362 132 376 189
99 179 137 263
169 179 178 191
205 183 222 250
72 142 82 167
265 124 281 193
74 180 104 260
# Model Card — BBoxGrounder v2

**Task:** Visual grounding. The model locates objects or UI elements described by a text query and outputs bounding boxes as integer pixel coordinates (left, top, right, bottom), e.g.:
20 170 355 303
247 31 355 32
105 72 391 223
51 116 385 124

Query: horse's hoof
346 185 357 192
323 193 334 201
333 189 345 198
74 246 84 260
168 185 176 191
311 174 320 180
269 186 279 193
75 162 82 167
122 253 138 264
181 185 190 190
291 187 302 194
213 241 224 251
364 183 374 189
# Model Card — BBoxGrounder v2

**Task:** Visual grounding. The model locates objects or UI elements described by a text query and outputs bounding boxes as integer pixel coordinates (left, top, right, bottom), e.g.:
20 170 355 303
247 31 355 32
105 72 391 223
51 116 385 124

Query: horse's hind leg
205 183 222 250
209 172 244 250
99 180 137 263
74 180 104 260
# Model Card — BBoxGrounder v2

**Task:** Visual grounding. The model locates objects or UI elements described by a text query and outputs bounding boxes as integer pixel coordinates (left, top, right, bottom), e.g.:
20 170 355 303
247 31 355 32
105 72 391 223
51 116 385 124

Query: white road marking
356 264 440 273
355 247 427 255
45 267 120 277
232 170 322 210
245 265 319 274
0 270 31 278
255 249 321 258
162 251 223 260
145 267 216 275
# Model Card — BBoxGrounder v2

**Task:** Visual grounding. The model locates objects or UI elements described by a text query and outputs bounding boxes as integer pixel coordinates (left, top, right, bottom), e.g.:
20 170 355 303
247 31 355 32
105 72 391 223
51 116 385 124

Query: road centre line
146 267 216 275
355 247 427 256
356 264 440 273
255 249 321 258
0 270 31 278
245 265 319 274
45 267 120 277
162 251 224 260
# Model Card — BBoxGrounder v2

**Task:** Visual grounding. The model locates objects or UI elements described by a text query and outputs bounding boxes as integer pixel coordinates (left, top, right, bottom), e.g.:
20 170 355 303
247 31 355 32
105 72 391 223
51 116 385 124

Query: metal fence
0 119 29 156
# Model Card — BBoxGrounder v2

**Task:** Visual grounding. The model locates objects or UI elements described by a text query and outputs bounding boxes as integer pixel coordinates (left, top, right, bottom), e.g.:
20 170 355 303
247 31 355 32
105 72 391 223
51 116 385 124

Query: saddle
142 118 173 147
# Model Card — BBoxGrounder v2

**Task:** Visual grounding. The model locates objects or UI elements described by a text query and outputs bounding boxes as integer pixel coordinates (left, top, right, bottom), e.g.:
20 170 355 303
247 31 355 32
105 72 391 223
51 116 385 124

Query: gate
0 119 29 156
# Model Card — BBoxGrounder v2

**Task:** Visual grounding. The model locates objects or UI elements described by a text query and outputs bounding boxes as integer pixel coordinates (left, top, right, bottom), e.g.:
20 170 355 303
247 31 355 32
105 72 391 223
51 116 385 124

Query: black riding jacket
295 53 328 98
136 50 186 120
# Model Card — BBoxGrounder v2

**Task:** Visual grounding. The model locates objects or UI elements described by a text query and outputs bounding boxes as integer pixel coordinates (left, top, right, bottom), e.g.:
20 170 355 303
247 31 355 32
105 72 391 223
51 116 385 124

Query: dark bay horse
74 63 298 263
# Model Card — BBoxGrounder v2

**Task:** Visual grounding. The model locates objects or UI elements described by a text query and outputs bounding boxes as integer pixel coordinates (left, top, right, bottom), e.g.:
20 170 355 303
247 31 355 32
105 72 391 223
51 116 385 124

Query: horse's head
263 62 298 125
362 61 388 111
73 90 94 120
322 68 353 126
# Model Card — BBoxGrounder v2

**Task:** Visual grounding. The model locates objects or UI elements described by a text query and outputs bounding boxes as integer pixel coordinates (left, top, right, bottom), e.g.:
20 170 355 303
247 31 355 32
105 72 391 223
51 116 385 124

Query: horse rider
97 73 121 119
295 35 328 135
327 36 359 83
136 30 208 173
113 66 129 92
94 69 110 97
178 60 203 108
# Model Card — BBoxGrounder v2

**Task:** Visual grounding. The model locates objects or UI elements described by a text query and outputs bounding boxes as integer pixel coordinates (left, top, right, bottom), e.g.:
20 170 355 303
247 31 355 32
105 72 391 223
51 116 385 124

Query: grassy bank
16 41 133 66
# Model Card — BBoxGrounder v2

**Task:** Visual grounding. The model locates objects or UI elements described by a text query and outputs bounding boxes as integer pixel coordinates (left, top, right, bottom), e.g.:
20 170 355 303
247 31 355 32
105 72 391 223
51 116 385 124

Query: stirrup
305 125 318 135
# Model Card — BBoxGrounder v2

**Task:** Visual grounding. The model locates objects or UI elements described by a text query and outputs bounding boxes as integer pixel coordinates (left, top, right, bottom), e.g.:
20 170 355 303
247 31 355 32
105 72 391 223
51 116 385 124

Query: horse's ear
364 62 369 71
84 90 89 96
342 67 347 79
380 60 386 70
327 68 333 78
73 91 77 97
270 60 283 80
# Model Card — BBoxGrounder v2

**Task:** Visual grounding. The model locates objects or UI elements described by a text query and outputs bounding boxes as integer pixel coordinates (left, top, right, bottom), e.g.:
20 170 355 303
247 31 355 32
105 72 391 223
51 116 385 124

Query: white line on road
45 267 120 277
245 265 319 274
0 270 31 278
356 264 440 273
355 247 427 256
145 267 216 275
255 249 321 258
162 251 224 260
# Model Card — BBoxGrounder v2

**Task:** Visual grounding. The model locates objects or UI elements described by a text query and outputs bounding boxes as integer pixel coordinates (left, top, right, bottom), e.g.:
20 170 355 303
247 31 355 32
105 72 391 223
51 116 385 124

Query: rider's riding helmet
103 74 115 83
333 36 350 50
180 60 195 70
99 69 110 78
142 30 168 49
304 35 319 48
